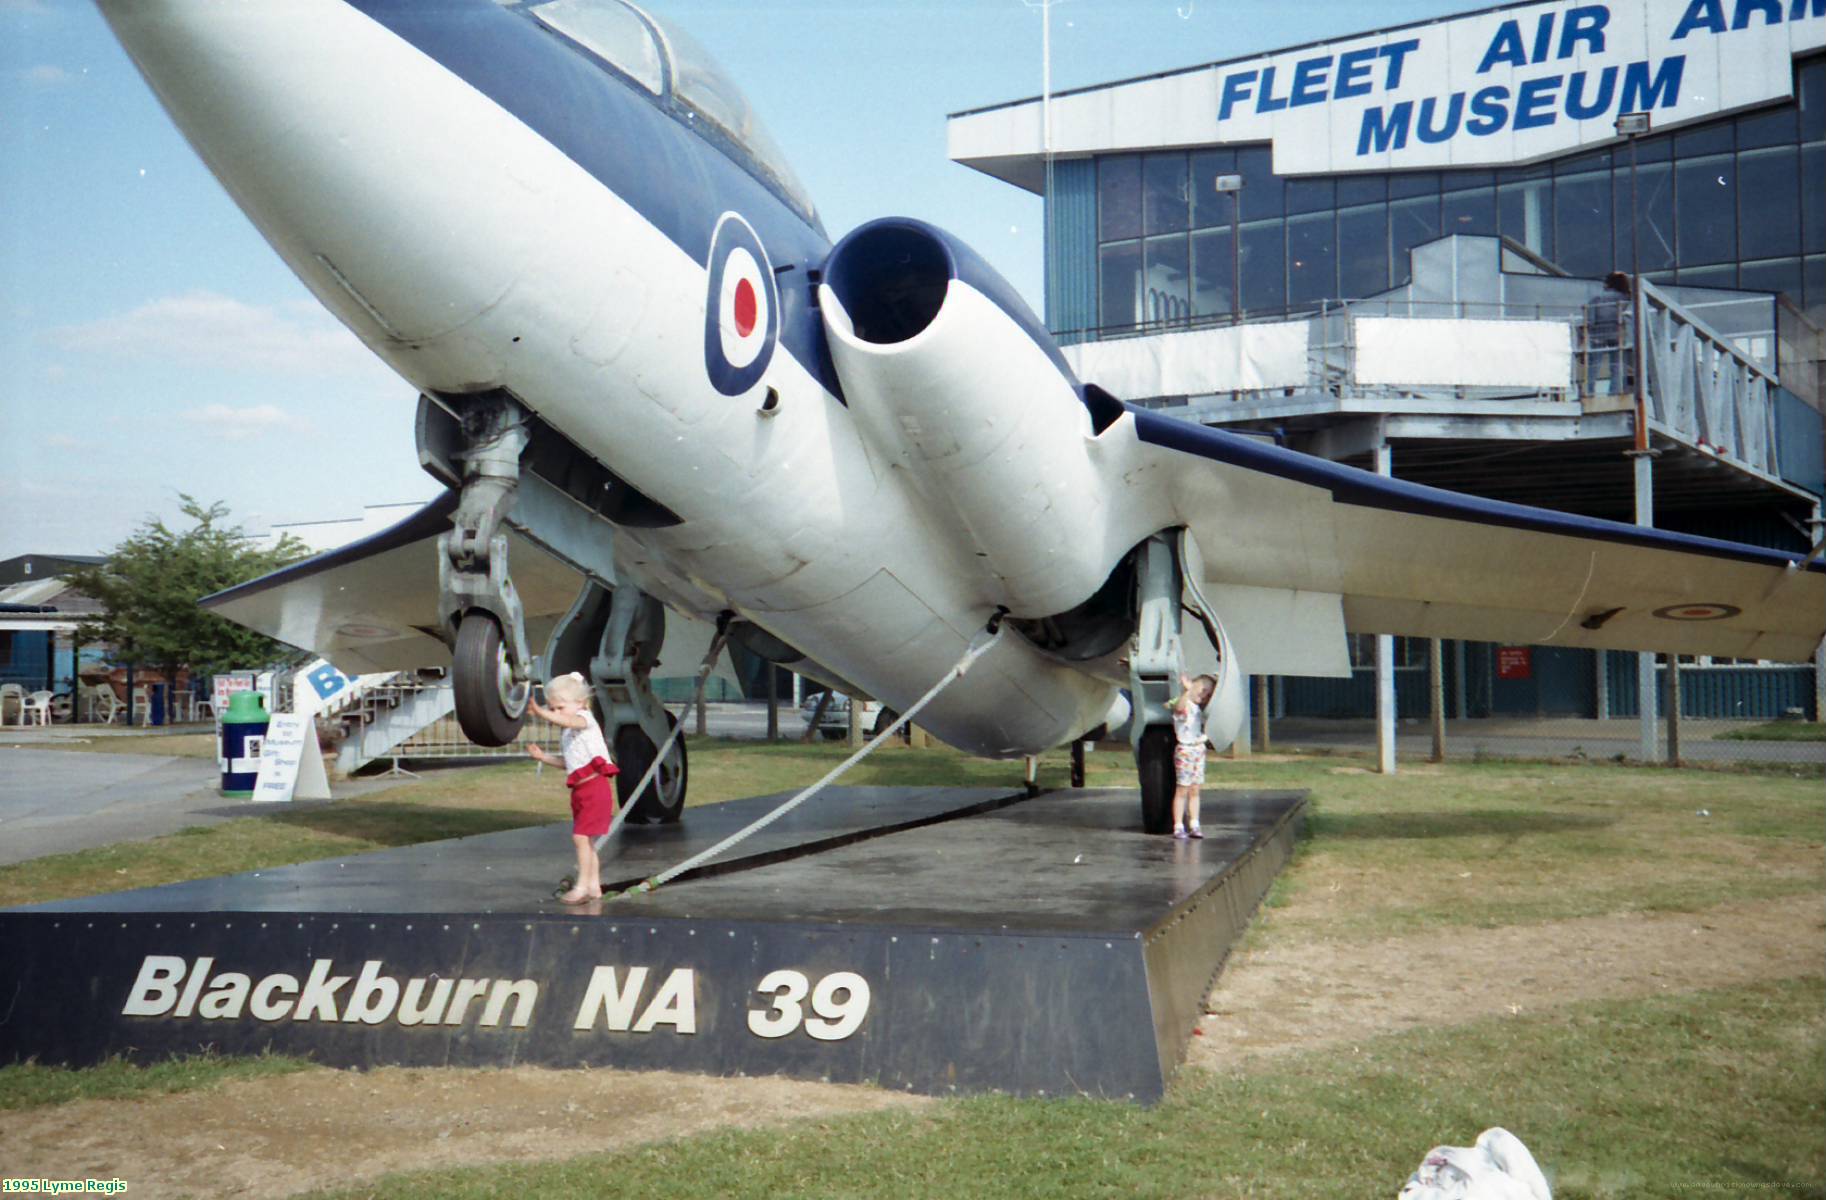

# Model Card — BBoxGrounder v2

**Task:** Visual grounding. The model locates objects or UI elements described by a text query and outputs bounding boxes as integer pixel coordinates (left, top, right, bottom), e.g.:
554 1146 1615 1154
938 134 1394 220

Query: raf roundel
703 213 779 396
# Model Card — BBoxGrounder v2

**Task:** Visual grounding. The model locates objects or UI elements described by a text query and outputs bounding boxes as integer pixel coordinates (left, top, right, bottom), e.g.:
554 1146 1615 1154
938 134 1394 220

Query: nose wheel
453 611 530 746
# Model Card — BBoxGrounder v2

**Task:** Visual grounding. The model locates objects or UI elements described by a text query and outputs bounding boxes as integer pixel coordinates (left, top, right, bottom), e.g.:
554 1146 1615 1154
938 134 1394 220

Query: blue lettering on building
1618 56 1685 111
1378 38 1421 88
1466 85 1510 136
1514 74 1564 129
1353 54 1684 155
1674 0 1822 37
1565 66 1619 120
1218 70 1256 121
1290 55 1332 107
1357 101 1413 154
1416 93 1464 142
1477 6 1608 73
1255 64 1290 113
1334 46 1378 97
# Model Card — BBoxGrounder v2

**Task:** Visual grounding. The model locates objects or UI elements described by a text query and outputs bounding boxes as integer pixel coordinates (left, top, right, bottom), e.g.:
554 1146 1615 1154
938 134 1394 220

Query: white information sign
250 712 331 803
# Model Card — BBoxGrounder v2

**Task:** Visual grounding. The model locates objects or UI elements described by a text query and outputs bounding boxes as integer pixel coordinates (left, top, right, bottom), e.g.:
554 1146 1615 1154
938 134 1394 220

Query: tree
67 497 310 685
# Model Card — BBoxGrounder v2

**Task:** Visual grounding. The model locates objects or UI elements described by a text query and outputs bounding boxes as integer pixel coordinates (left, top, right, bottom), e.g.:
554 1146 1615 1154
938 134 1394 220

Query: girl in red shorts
527 672 619 904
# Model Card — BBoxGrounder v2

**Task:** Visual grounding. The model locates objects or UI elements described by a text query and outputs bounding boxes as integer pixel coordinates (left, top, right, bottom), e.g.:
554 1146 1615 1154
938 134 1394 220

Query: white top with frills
1173 700 1206 747
561 710 612 772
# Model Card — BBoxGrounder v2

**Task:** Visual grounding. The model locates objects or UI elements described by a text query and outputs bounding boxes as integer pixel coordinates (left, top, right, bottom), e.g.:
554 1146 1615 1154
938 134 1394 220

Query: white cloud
21 64 71 88
180 402 312 442
48 291 393 380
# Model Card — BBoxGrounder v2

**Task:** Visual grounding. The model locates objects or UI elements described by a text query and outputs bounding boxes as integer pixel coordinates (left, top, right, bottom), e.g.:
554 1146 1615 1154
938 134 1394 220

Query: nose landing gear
437 395 535 746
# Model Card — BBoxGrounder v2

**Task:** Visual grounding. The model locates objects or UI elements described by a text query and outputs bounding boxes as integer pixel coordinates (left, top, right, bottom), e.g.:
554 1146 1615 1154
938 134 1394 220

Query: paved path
0 747 232 866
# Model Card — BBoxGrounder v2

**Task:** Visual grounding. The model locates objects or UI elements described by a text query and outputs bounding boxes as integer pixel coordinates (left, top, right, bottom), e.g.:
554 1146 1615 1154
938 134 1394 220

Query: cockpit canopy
519 0 818 226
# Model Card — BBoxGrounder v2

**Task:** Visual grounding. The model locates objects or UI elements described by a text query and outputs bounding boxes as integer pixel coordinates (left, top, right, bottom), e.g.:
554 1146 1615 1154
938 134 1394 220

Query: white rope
591 625 730 854
609 624 1005 899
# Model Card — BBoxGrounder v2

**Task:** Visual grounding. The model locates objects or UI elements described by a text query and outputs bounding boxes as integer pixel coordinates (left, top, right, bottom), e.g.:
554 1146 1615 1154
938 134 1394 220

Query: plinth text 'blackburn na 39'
105 0 1824 830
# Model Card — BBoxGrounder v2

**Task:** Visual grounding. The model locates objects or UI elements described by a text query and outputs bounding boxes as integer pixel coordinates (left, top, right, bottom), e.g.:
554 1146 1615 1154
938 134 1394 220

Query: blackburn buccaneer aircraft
101 0 1823 831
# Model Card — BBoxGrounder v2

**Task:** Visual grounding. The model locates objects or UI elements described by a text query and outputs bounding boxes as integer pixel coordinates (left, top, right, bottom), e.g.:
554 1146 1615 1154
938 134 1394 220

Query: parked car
800 692 892 740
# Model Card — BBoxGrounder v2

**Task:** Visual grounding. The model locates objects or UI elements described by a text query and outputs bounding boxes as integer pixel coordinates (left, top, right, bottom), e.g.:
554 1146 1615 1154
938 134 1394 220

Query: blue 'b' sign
307 663 349 700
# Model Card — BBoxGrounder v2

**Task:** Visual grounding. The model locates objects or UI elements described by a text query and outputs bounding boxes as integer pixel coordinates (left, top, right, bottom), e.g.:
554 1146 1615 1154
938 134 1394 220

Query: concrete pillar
1374 442 1397 775
847 694 863 749
1428 638 1446 763
1595 650 1610 720
1231 677 1251 759
1667 656 1682 766
1813 506 1825 723
1253 675 1271 752
1452 639 1468 718
1631 451 1658 761
765 665 779 742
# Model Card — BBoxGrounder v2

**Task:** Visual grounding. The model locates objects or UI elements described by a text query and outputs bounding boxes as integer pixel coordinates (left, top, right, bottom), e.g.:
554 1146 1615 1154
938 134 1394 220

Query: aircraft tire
615 711 687 824
1137 725 1175 834
453 611 528 747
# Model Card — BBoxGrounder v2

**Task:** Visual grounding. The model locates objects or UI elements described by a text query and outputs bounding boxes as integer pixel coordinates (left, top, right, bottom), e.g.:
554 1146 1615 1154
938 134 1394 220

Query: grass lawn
0 1052 311 1111
3 740 1820 1194
1719 721 1826 742
305 978 1823 1200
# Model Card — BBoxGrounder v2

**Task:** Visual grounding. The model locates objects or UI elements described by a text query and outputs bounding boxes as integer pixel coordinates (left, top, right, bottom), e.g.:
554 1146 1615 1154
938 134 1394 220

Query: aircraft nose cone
98 0 545 347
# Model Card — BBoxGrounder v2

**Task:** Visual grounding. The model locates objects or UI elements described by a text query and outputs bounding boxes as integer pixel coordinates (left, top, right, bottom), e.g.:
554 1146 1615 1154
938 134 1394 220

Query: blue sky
0 0 1477 562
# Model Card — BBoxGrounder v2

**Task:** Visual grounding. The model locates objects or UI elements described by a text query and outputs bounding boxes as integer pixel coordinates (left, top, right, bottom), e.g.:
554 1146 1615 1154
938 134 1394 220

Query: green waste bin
219 689 270 797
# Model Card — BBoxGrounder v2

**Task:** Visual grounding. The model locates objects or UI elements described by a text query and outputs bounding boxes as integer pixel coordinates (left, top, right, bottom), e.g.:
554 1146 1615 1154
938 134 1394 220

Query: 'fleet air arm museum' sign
948 0 1824 178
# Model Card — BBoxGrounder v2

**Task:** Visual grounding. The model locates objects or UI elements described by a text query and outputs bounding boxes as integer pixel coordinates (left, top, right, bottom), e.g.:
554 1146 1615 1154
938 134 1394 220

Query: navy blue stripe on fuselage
1131 408 1826 575
338 0 843 399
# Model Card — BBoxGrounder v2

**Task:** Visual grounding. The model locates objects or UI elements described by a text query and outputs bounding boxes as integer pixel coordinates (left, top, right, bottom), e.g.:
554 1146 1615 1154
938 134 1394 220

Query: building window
1676 154 1737 266
1142 152 1190 235
1239 221 1285 314
1338 204 1390 297
0 632 12 667
1074 57 1825 338
1348 635 1426 669
1286 212 1337 306
1098 155 1142 241
1098 240 1142 328
1190 148 1237 229
1190 227 1234 317
1554 169 1613 277
1738 147 1801 261
1143 234 1191 323
1614 161 1675 273
1442 187 1497 239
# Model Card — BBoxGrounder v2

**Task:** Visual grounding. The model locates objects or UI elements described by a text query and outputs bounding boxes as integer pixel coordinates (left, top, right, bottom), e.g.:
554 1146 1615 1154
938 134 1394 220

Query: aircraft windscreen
528 0 663 95
634 6 819 226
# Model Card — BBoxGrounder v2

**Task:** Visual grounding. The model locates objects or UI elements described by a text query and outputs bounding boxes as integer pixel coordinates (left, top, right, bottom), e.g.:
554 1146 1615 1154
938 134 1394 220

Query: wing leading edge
1132 410 1825 665
201 493 734 683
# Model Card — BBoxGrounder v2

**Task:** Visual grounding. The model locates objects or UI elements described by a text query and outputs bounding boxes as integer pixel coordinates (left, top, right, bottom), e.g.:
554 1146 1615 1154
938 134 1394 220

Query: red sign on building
1496 646 1532 680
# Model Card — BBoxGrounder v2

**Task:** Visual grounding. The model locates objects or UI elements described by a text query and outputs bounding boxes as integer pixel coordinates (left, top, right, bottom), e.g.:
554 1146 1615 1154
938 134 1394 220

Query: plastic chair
21 690 54 726
91 689 127 724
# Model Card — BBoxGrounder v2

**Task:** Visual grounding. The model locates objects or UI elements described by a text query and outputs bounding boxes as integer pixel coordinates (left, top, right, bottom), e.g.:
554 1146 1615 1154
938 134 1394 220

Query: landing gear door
1178 530 1246 753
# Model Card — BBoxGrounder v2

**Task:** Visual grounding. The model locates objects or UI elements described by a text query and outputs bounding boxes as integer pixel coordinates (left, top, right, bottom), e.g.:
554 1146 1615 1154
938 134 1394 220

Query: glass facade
1087 55 1825 336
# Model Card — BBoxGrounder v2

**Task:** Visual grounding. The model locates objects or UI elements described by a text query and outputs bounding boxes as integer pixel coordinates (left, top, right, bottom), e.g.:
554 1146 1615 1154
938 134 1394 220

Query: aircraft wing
201 492 736 684
1126 408 1825 673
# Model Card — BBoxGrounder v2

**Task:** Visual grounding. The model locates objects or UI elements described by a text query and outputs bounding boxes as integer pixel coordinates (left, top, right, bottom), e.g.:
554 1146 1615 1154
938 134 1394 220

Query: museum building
949 0 1825 722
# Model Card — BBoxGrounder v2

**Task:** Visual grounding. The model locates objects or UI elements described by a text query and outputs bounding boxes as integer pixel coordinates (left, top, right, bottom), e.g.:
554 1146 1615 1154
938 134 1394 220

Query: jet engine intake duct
819 219 1116 618
820 220 952 345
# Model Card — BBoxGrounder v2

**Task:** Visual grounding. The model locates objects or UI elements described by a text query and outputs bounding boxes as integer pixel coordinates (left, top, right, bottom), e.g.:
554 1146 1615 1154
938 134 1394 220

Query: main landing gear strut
439 395 534 746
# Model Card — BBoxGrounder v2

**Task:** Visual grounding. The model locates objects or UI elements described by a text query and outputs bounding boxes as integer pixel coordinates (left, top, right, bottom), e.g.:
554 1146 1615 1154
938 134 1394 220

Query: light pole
1616 110 1660 764
1615 110 1651 448
1215 173 1244 322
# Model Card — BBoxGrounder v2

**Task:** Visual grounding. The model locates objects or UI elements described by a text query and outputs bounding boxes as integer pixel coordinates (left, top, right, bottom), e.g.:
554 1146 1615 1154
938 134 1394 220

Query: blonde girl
527 672 619 904
1171 672 1217 839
